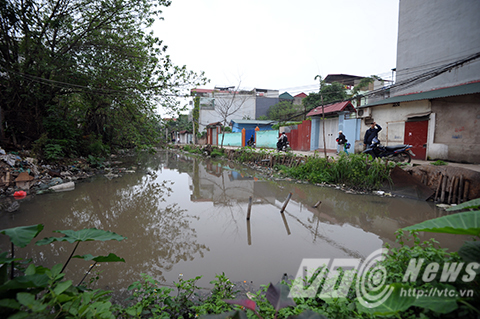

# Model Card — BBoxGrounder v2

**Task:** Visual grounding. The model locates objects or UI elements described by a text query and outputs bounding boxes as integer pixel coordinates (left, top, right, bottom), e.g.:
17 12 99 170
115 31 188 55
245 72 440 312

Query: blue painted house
230 119 277 146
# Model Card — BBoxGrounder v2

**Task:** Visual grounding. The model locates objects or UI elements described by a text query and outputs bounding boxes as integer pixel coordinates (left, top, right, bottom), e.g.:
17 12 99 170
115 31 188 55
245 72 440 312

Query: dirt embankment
402 164 480 203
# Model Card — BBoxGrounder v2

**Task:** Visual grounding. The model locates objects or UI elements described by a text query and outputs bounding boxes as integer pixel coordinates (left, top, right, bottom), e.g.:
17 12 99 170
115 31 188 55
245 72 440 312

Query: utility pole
315 75 327 160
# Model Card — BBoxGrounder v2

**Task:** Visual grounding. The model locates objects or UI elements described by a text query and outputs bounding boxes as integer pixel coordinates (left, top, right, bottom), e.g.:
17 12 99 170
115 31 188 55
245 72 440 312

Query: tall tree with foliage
302 82 347 112
266 101 303 121
0 0 206 156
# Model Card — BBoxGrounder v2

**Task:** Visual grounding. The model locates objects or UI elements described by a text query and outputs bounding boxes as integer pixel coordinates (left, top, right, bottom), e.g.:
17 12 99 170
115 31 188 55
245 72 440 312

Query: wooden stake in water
246 196 252 220
280 193 292 213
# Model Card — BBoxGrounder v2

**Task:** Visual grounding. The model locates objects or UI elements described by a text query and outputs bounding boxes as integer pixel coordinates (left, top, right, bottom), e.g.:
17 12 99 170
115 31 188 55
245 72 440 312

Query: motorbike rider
364 122 382 148
247 135 254 147
277 132 288 151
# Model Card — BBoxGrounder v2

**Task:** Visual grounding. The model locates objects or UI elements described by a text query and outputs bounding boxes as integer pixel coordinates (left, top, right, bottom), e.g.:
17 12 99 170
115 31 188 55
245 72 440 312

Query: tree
0 0 207 155
213 83 253 148
302 82 348 111
349 75 383 104
266 101 303 121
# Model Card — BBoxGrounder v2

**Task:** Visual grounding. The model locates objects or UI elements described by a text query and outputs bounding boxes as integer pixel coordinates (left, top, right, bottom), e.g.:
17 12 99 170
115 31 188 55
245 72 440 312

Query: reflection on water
0 150 467 301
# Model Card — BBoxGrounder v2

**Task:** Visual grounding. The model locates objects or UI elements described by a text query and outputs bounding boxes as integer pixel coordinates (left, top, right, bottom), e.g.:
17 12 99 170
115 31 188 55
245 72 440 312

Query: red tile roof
294 92 307 98
306 101 355 117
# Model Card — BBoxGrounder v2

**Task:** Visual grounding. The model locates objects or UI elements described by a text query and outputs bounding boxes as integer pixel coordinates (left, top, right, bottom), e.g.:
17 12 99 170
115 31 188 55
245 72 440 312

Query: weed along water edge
0 150 467 303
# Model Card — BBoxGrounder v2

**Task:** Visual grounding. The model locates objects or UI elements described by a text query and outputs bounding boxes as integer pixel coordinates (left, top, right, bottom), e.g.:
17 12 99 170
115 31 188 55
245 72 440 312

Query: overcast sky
155 0 399 96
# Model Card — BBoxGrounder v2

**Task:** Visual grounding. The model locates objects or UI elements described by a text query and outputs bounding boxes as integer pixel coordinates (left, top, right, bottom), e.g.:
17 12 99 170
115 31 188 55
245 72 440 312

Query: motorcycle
277 140 290 152
363 137 415 163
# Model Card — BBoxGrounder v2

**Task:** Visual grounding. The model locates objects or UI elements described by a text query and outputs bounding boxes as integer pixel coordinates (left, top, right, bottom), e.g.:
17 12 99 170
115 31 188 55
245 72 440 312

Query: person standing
336 131 348 154
364 122 382 147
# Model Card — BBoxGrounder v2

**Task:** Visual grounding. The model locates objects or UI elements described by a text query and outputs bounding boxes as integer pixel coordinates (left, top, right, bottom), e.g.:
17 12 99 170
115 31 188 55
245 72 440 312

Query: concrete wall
430 94 480 163
256 130 279 149
365 100 431 146
221 132 242 147
394 0 480 96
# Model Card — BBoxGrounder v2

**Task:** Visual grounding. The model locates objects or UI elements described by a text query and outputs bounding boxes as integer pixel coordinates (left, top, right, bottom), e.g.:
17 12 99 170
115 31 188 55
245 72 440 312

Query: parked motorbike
363 137 415 163
277 140 290 152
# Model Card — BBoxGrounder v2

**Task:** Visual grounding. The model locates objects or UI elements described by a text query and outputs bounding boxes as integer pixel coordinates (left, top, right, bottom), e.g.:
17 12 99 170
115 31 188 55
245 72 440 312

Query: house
279 92 294 103
230 119 277 147
191 87 279 134
293 92 307 106
204 122 223 146
359 0 480 163
307 101 357 152
178 130 193 144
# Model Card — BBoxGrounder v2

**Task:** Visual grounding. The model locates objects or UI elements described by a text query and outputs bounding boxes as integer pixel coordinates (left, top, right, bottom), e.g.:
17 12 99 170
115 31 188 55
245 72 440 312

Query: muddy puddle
0 150 468 302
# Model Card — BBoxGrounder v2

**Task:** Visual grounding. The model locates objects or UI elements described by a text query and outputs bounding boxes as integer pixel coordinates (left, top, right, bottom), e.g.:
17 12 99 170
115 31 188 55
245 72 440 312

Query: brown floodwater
0 150 467 303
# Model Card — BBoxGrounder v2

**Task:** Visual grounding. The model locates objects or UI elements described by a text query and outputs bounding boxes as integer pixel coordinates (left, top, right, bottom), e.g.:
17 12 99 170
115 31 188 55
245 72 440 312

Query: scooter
277 140 290 152
363 137 415 163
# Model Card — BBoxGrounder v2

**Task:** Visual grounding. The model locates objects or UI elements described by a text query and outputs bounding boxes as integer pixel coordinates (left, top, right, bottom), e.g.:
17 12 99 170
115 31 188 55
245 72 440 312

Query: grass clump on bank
278 153 394 191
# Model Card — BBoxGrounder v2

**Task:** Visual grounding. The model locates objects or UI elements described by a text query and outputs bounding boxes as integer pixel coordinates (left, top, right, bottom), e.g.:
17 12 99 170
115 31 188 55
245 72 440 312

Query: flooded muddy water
0 150 467 301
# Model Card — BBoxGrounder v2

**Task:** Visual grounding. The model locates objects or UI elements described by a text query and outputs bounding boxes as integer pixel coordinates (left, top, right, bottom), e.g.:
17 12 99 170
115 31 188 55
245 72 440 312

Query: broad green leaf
412 284 458 314
7 311 29 319
0 251 21 265
0 264 7 286
447 198 480 211
458 241 480 267
0 298 21 309
16 292 47 312
357 283 415 316
54 280 72 295
403 211 480 236
0 273 50 293
265 282 296 311
36 228 126 245
73 253 125 263
0 224 44 248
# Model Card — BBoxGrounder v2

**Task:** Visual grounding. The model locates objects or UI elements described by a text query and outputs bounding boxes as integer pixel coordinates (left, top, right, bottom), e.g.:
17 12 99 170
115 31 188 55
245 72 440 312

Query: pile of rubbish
0 148 120 213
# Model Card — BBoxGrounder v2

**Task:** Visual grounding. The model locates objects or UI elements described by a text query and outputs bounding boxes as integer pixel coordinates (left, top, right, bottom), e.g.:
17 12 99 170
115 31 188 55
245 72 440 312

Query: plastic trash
49 181 75 192
13 190 27 199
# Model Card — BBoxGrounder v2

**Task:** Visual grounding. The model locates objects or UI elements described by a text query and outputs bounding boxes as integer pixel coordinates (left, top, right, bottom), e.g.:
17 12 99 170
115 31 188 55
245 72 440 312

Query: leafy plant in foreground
201 282 327 319
0 225 126 318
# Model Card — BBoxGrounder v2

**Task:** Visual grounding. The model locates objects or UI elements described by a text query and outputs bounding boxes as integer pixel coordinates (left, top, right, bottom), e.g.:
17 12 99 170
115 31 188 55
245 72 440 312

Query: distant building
293 92 307 106
191 87 279 133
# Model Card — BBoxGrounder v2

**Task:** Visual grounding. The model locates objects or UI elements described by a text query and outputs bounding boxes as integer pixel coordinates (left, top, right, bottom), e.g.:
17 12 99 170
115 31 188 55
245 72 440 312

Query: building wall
198 93 256 133
255 96 279 119
430 94 480 163
366 100 431 146
394 0 480 96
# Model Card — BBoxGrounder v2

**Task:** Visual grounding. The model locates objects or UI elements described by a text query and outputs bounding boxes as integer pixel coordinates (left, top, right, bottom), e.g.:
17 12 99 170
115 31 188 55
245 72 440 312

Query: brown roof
306 101 356 117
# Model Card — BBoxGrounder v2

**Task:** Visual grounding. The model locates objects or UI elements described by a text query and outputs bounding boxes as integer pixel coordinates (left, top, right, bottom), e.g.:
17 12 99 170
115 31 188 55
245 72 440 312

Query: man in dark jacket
364 122 382 147
336 131 348 154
